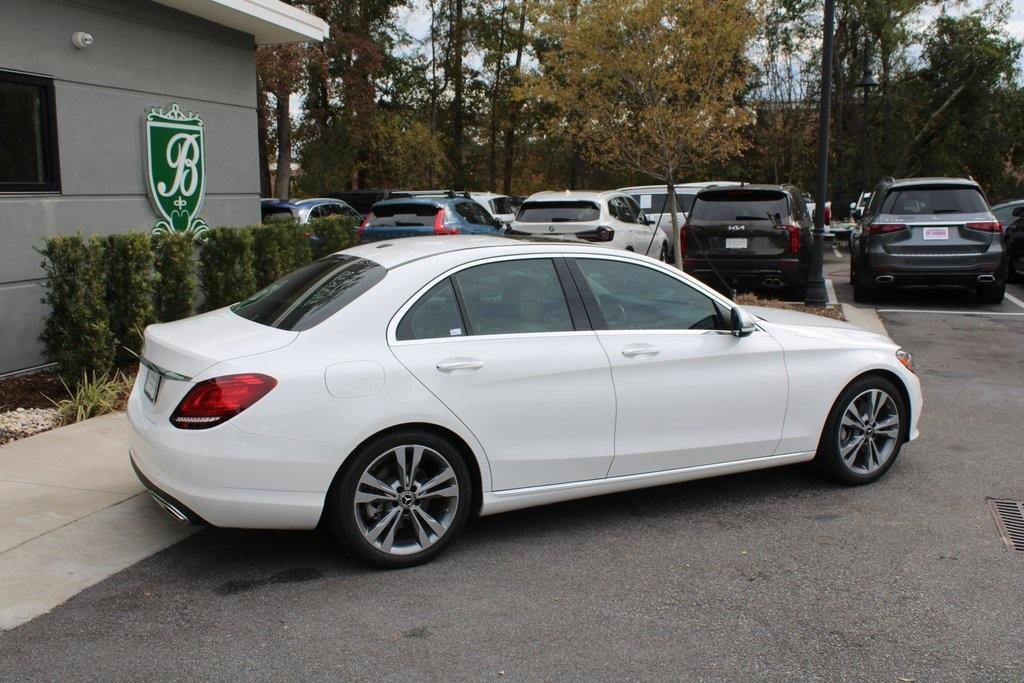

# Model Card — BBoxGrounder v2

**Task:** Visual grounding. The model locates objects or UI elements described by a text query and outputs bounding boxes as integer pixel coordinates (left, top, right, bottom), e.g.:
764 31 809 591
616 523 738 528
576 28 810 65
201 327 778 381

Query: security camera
72 31 93 49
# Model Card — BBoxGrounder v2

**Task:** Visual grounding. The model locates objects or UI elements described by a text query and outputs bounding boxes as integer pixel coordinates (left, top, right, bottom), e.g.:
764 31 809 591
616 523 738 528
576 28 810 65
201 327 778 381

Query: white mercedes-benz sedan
128 236 921 567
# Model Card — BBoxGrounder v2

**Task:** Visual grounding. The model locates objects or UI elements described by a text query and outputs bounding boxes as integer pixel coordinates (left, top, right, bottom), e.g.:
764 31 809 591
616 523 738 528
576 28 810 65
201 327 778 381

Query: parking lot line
831 243 842 259
1003 291 1024 311
824 278 837 305
875 308 1024 316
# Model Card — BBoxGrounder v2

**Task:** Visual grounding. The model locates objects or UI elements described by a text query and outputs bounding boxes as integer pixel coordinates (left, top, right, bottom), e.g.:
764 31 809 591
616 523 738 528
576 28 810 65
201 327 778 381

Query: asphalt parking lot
2 246 1023 681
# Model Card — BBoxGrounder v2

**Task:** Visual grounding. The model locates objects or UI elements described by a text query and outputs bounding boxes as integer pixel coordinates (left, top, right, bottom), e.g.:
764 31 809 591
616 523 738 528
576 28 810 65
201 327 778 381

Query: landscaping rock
0 408 60 445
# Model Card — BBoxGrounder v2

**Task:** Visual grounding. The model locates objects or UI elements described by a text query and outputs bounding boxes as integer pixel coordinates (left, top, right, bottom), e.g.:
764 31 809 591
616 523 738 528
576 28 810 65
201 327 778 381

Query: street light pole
806 0 836 306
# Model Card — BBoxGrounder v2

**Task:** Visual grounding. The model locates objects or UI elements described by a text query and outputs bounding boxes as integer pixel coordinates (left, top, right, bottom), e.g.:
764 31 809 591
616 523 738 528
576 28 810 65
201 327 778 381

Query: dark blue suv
358 195 504 243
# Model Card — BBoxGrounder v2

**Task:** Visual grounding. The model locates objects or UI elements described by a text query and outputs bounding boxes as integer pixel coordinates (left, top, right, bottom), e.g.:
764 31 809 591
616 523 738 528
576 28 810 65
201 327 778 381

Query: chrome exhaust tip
977 274 996 283
148 492 193 524
875 275 894 284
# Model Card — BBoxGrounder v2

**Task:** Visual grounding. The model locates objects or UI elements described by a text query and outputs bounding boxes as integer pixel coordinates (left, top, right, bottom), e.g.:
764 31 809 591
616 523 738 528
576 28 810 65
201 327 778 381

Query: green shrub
253 221 312 287
308 215 360 260
39 234 115 385
50 370 134 425
153 232 196 322
104 233 155 366
198 226 257 311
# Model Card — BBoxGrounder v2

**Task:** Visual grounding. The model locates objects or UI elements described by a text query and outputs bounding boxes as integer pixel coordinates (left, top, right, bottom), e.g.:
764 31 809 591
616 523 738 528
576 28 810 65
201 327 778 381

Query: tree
533 0 755 267
256 44 305 199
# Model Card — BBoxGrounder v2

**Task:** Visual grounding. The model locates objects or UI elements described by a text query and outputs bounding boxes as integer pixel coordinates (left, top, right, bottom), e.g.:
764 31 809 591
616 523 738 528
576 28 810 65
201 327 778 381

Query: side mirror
730 307 756 338
851 208 863 220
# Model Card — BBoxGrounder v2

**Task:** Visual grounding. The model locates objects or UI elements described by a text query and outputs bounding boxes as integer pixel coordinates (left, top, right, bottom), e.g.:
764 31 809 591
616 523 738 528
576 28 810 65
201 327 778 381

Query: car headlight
896 349 915 373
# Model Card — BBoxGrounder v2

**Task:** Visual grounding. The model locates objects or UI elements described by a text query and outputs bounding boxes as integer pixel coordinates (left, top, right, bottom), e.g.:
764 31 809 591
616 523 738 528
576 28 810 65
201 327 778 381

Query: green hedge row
40 216 358 385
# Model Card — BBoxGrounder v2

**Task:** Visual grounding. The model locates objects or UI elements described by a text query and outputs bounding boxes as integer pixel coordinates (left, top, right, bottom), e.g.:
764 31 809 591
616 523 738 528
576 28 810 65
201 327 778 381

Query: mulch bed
0 371 66 411
735 293 845 321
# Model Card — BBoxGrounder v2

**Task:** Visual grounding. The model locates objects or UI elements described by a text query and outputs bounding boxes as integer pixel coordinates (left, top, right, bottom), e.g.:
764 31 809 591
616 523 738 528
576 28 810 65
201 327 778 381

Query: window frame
0 70 61 194
388 255 593 345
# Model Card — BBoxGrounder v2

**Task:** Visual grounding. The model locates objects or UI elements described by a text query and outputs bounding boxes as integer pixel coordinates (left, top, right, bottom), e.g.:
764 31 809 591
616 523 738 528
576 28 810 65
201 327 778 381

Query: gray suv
850 177 1006 303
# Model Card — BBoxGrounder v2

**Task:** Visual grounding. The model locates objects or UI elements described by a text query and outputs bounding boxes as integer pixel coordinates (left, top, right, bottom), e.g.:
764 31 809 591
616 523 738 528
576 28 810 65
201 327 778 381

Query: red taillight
865 223 906 234
433 209 460 235
783 224 800 253
966 221 1001 233
357 212 373 237
679 224 689 257
170 373 277 430
575 226 614 242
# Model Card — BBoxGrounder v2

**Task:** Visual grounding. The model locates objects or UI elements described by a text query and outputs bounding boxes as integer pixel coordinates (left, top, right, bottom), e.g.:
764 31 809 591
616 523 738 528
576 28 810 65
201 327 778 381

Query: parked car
682 184 814 299
327 190 403 216
359 195 504 242
508 190 669 260
620 182 740 259
261 198 362 224
129 236 921 567
989 198 1024 231
849 177 1006 303
1001 205 1024 283
390 190 517 227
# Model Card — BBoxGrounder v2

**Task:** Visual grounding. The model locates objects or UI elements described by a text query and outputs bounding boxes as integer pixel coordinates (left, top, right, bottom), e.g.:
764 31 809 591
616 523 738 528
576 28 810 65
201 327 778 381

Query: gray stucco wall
0 0 262 373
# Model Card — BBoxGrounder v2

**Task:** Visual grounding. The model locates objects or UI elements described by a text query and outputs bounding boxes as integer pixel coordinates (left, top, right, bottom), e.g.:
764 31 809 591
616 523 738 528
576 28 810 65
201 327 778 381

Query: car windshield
881 186 988 214
689 190 789 221
369 203 440 227
517 200 600 223
232 254 386 331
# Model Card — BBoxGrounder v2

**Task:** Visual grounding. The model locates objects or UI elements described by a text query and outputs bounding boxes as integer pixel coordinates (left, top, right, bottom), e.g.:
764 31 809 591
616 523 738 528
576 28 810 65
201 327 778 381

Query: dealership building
0 0 326 374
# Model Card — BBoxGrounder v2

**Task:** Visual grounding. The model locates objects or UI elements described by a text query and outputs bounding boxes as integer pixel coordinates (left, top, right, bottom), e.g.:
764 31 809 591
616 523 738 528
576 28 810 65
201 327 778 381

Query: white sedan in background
508 190 670 261
129 237 921 568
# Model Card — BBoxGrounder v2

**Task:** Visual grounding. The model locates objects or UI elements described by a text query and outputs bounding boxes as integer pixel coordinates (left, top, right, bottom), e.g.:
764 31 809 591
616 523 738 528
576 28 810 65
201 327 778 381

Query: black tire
814 375 907 485
328 429 472 569
977 280 1005 304
852 279 877 303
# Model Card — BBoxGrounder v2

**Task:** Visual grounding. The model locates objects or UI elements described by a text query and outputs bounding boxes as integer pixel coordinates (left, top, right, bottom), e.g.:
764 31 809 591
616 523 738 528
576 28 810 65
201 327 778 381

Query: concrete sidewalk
0 413 195 631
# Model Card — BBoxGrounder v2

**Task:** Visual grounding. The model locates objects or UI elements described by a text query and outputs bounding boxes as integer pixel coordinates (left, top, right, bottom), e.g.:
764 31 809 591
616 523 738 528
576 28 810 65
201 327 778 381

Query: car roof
885 177 980 189
372 196 467 209
294 197 345 206
524 190 623 202
695 183 795 195
339 235 650 269
618 181 741 193
991 198 1024 209
467 192 508 201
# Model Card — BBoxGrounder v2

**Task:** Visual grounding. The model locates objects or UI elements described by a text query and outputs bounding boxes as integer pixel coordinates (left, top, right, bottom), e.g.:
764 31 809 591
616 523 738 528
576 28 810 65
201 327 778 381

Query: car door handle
621 344 661 358
436 358 484 372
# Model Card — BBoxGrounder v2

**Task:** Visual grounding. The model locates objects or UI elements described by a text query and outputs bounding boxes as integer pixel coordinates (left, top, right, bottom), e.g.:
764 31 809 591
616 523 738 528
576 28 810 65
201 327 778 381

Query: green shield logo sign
145 103 209 238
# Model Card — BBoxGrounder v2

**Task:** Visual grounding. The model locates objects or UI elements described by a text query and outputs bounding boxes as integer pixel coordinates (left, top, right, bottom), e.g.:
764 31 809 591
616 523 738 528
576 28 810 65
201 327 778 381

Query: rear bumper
859 244 1005 286
684 258 807 291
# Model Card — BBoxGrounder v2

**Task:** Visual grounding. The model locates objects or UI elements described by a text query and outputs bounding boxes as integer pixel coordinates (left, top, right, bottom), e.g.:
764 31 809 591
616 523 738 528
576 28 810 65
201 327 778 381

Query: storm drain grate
989 499 1024 552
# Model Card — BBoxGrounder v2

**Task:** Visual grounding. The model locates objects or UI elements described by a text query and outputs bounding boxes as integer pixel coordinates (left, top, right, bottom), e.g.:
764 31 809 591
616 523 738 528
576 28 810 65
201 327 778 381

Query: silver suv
850 177 1006 303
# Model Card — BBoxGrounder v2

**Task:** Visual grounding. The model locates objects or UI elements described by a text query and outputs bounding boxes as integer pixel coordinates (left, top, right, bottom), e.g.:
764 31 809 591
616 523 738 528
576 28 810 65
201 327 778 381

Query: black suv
682 184 813 299
850 177 1005 303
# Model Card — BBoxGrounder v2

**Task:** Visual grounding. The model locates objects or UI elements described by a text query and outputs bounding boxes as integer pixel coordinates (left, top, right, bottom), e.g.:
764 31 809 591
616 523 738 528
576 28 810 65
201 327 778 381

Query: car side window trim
565 258 609 329
553 257 593 331
449 274 475 336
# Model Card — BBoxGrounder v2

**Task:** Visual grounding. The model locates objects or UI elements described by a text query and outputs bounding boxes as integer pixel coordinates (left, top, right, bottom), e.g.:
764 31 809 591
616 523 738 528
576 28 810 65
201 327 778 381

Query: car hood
745 305 894 346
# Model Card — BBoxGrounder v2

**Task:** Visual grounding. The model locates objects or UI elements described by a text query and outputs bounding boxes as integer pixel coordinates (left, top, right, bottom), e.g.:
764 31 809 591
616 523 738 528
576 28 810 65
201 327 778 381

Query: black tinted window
369 203 440 227
881 186 988 214
491 197 512 214
1 72 59 191
517 201 600 223
633 193 695 215
576 259 723 331
690 190 789 221
397 279 466 341
232 255 385 331
455 259 573 335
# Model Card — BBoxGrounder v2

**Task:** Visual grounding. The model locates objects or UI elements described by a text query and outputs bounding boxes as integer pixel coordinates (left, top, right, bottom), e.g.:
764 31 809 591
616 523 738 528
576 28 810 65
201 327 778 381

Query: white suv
620 182 740 259
509 190 669 260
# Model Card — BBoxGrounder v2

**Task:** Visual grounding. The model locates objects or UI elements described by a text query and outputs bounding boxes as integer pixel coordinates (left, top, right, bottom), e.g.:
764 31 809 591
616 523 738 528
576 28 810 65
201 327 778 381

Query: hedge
39 216 361 384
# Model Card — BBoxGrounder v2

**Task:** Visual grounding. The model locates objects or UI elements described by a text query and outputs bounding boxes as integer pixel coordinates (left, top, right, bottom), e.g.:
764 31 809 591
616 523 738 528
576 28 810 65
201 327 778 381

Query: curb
841 303 889 337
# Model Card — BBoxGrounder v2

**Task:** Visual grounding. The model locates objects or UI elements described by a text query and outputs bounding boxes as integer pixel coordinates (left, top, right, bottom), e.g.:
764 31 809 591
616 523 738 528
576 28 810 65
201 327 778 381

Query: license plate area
725 238 748 249
143 367 162 403
922 227 949 240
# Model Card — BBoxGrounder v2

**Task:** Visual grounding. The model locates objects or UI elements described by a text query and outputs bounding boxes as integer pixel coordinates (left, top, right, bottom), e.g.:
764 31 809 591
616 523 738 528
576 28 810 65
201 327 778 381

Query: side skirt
479 451 816 516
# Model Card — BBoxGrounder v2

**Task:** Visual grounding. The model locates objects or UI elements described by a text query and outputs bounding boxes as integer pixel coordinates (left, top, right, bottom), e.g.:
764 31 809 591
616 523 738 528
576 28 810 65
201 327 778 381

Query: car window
689 189 789 221
491 197 512 215
396 279 466 341
865 187 885 217
624 196 644 224
368 203 439 227
608 197 632 223
454 259 574 335
880 186 988 215
575 258 723 331
517 201 600 223
232 254 386 331
468 202 497 226
632 193 694 216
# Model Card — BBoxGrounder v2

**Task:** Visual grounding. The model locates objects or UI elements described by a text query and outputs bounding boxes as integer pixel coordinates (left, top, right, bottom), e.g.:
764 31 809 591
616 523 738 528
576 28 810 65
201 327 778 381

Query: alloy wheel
837 389 900 474
353 445 460 556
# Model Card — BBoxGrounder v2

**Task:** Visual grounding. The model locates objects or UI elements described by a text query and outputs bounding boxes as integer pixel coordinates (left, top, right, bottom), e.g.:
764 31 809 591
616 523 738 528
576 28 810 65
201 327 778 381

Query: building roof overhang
152 0 328 44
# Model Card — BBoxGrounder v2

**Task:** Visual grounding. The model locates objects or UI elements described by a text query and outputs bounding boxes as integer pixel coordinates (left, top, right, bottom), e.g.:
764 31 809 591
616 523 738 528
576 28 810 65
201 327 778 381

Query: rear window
490 197 512 214
369 203 440 227
517 201 600 223
881 186 987 215
689 190 789 221
231 254 385 331
632 193 695 215
261 206 295 224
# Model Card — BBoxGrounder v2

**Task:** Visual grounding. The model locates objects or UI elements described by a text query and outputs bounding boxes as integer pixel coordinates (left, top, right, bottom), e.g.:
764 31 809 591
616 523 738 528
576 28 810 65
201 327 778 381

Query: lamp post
806 0 835 306
857 68 879 191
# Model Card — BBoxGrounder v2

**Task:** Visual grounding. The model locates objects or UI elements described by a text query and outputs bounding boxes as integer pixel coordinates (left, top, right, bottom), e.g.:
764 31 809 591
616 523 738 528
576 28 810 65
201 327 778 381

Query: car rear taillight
679 224 688 257
357 212 373 237
783 224 800 253
575 226 614 242
433 208 460 235
170 373 277 430
966 221 1001 233
865 223 906 234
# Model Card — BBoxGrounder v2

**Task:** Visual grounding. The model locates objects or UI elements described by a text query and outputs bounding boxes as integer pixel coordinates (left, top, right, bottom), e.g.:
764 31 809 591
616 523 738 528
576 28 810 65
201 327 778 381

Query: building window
0 71 60 193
